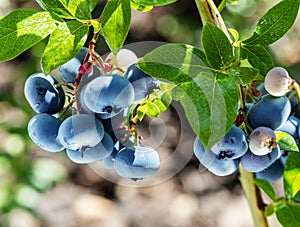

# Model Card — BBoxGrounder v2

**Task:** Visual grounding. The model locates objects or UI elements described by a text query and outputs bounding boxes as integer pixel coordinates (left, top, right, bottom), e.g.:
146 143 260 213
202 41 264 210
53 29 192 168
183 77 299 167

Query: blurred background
0 0 300 226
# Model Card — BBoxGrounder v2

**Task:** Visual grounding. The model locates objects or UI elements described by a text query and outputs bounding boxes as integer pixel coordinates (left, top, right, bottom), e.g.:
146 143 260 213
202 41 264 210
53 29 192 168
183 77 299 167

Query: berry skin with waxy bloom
247 94 291 130
24 73 65 114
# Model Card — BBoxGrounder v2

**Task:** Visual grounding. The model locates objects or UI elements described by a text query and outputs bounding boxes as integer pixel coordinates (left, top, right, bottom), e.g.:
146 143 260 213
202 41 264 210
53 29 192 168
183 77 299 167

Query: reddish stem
73 0 109 90
72 0 111 114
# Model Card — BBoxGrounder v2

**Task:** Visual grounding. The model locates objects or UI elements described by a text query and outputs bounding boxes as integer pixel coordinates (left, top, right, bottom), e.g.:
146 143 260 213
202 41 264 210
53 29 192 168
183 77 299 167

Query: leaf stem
239 84 246 113
130 114 139 146
291 80 300 102
239 165 269 227
217 0 227 12
58 97 75 119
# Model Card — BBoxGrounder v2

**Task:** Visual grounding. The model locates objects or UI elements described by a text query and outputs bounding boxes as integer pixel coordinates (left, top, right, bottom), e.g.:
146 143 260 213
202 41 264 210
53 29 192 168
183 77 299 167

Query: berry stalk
73 0 111 114
291 80 300 102
74 0 110 90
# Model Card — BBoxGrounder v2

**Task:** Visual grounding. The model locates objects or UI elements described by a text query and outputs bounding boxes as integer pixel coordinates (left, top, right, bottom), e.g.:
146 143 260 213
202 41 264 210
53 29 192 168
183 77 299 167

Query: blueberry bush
1 0 300 226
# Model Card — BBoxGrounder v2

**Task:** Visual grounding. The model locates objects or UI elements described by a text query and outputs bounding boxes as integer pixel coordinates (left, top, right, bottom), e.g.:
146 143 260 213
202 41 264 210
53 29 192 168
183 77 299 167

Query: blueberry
210 125 248 159
59 47 88 83
114 146 160 179
66 132 114 164
277 116 300 139
280 150 290 166
27 114 64 152
24 73 65 114
105 49 139 71
240 146 281 172
58 114 104 151
83 132 114 159
81 74 135 119
247 94 291 130
193 137 239 176
124 64 158 103
98 109 127 134
78 83 94 114
66 149 85 164
255 160 284 183
102 147 118 169
288 89 300 118
102 141 124 169
256 83 268 97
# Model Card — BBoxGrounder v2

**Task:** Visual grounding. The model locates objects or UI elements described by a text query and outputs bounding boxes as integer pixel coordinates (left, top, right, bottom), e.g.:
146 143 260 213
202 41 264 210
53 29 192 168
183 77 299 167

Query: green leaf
131 0 153 11
138 44 239 151
137 102 161 119
41 20 88 74
253 178 276 202
228 67 262 85
227 0 238 5
228 28 239 42
35 0 72 18
284 152 300 198
265 204 275 216
0 9 57 62
244 0 300 46
152 92 172 113
275 202 300 227
275 131 299 152
139 84 173 117
137 107 146 121
87 0 99 11
101 0 131 52
137 86 172 119
184 74 239 151
293 190 300 203
202 22 233 69
241 45 274 76
89 20 101 33
35 0 92 19
131 0 177 6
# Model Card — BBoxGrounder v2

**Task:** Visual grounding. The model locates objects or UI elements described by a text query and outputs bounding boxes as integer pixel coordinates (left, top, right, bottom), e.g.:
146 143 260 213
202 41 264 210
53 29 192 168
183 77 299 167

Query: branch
195 0 215 25
195 1 269 226
239 165 269 227
195 0 232 43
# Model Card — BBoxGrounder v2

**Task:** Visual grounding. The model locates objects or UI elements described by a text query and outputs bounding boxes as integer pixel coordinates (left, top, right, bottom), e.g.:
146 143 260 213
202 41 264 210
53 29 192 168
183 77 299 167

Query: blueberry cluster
194 126 248 177
25 48 160 180
193 67 299 182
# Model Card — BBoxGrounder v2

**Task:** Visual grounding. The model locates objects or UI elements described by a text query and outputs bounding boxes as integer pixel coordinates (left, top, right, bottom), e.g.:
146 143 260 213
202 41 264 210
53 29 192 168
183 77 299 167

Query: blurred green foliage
0 2 68 225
